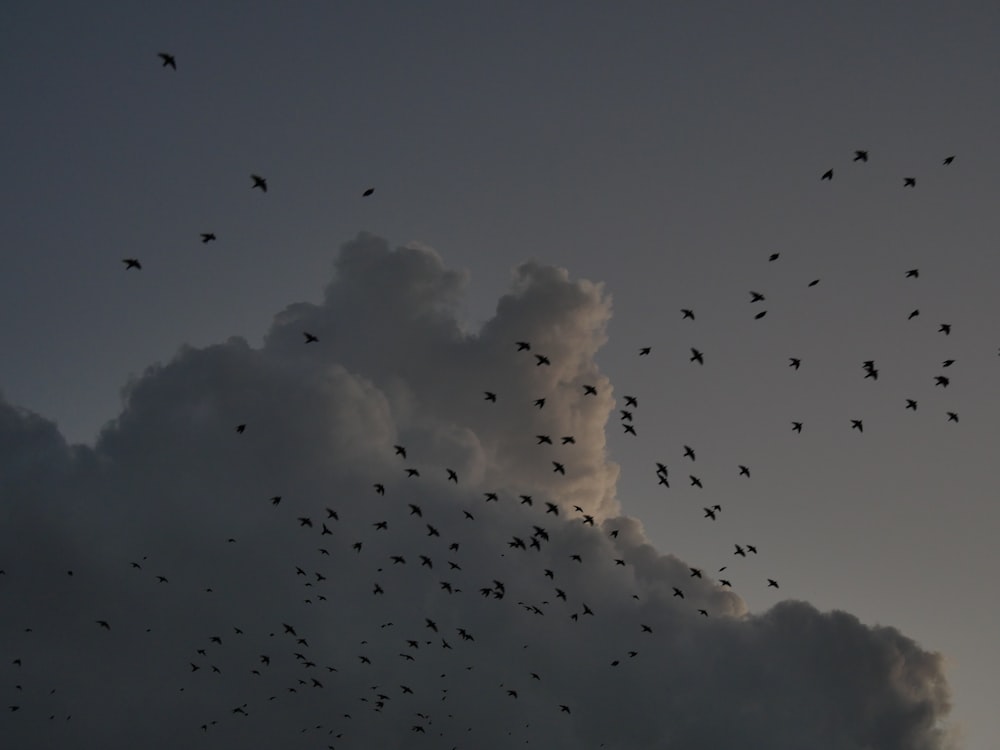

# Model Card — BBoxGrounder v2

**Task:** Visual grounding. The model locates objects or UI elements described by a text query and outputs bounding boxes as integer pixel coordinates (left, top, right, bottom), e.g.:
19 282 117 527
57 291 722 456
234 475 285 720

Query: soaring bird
905 399 918 410
939 323 951 335
516 341 531 351
96 620 111 630
934 376 949 387
672 587 684 598
853 150 868 162
821 169 833 180
690 348 704 365
122 258 141 270
738 465 750 477
362 188 374 196
446 469 458 483
791 421 803 433
947 412 959 423
394 444 407 458
534 398 546 409
905 268 919 278
552 462 566 475
789 358 801 370
534 354 551 366
851 419 863 432
768 252 780 261
808 278 820 287
484 391 497 402
561 435 576 444
583 384 598 395
251 174 268 191
908 309 920 320
754 310 767 320
703 507 716 520
200 233 216 243
683 445 696 461
943 155 955 165
624 395 638 407
903 177 916 187
235 423 246 433
767 579 780 588
303 332 318 343
639 347 651 356
690 475 703 488
158 52 176 69
537 434 553 445
681 309 695 320
735 544 746 557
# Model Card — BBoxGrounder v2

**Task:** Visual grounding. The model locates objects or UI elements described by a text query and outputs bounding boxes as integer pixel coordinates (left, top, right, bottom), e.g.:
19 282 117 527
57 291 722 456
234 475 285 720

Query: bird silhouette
853 150 868 162
821 169 833 180
690 348 704 365
904 177 916 187
200 232 216 243
251 174 268 191
122 258 141 270
303 332 319 343
362 188 374 196
943 155 955 165
157 52 176 69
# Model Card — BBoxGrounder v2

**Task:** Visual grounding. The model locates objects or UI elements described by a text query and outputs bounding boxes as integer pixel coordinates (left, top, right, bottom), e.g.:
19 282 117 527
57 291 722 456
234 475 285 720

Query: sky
1 1 998 747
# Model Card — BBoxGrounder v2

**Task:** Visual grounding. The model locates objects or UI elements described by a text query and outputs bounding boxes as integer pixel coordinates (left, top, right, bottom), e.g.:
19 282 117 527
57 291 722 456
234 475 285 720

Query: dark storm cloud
0 235 953 749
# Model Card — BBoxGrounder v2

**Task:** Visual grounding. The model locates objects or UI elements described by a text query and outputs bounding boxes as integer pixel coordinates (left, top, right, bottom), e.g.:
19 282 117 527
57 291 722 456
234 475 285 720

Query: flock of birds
1 50 981 750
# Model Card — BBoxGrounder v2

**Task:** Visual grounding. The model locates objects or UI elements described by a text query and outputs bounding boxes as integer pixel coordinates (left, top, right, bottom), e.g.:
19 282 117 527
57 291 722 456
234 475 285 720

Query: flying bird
791 421 803 433
303 332 318 343
362 188 374 196
251 174 268 191
851 419 863 432
157 52 176 69
947 412 959 422
903 177 916 187
534 354 551 366
905 399 918 410
122 258 141 270
789 358 801 370
749 291 765 302
484 391 497 402
943 155 955 165
516 341 531 351
639 347 651 356
853 150 868 162
235 424 246 434
200 233 216 243
690 348 704 365
821 169 833 180
681 308 695 320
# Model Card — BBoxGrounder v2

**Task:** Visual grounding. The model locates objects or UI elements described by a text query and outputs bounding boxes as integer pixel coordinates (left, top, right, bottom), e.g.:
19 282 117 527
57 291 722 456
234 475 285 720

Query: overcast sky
2 2 998 748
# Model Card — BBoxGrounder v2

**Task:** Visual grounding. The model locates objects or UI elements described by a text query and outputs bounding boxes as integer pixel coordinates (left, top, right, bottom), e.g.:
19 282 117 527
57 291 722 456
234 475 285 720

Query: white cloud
0 234 954 749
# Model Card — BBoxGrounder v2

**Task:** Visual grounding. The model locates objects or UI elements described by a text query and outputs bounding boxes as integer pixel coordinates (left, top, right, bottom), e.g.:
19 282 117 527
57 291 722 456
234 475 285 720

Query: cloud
0 233 954 749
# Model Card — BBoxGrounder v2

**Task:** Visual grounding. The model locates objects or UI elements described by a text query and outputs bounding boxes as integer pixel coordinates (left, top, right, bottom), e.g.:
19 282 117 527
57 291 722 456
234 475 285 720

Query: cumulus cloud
0 233 953 749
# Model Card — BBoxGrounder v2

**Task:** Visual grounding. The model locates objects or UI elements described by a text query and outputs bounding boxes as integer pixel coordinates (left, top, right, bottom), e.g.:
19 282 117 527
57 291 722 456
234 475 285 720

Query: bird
583 384 598 395
851 419 863 432
947 412 959 423
738 465 750 477
934 376 949 387
157 52 176 69
690 475 703 488
808 279 820 287
122 258 141 270
235 424 246 433
754 310 767 320
942 359 955 368
821 169 833 180
683 445 696 461
537 434 553 444
362 188 374 196
750 291 765 302
303 332 319 343
943 155 955 165
681 309 695 320
905 399 918 410
853 150 868 162
908 309 920 320
639 347 651 356
446 468 458 483
270 495 281 505
789 358 801 370
484 391 497 402
768 252 780 261
767 579 780 588
200 233 216 243
534 398 546 409
906 269 920 278
552 462 565 475
516 341 531 351
904 177 916 187
560 435 575 444
791 421 803 433
672 587 684 598
96 620 111 630
703 507 716 520
623 424 636 436
394 444 407 458
624 395 638 407
251 174 268 191
534 354 551 366
690 348 704 365
939 323 951 335
735 544 746 557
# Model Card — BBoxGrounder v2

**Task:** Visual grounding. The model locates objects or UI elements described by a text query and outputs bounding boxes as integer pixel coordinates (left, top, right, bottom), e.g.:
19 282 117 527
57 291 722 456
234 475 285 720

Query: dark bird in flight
939 323 951 335
754 310 767 320
943 155 955 165
373 483 384 495
624 395 638 407
769 253 780 261
639 347 651 355
750 291 765 302
681 309 695 320
516 341 531 351
534 354 551 366
905 399 918 410
808 278 820 287
560 704 571 713
552 462 565 475
641 624 653 633
484 391 497 402
821 169 833 180
690 568 702 578
303 332 318 343
545 502 559 515
583 384 598 395
905 268 919 278
520 495 533 506
853 150 868 162
789 358 801 370
703 507 716 520
408 503 422 516
251 174 268 191
405 468 420 477
362 188 374 196
851 419 863 432
903 177 916 187
96 620 111 630
537 434 553 445
122 258 141 270
934 376 949 387
561 435 575 444
792 421 803 433
735 544 746 557
767 579 780 588
446 469 458 483
620 410 633 421
534 398 546 409
683 445 695 461
690 348 704 365
158 52 176 69
394 444 407 458
623 424 636 436
738 465 750 477
690 475 703 488
672 587 684 598
200 233 216 243
908 309 920 320
942 359 955 368
484 492 498 502
947 412 959 423
297 517 313 527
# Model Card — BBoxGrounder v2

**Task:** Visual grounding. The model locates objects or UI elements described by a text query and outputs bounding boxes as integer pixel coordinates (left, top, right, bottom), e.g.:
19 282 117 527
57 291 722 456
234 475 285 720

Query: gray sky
1 2 997 747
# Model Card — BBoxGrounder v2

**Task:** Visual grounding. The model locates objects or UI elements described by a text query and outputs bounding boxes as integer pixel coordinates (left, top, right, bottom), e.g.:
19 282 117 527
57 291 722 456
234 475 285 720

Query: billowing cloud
0 233 953 749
